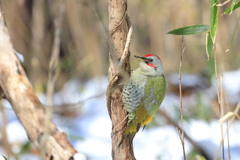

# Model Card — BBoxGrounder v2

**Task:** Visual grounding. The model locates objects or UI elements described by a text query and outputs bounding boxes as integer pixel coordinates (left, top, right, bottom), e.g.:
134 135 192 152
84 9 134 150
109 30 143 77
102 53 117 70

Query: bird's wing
143 76 166 115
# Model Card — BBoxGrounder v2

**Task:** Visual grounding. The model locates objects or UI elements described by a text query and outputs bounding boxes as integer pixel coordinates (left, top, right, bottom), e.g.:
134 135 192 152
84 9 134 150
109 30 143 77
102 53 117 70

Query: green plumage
143 75 166 115
120 54 166 145
122 74 166 136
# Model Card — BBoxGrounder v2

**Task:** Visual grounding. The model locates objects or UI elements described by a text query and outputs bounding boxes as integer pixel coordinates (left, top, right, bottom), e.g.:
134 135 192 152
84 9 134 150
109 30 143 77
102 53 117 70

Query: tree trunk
107 0 135 160
0 5 76 160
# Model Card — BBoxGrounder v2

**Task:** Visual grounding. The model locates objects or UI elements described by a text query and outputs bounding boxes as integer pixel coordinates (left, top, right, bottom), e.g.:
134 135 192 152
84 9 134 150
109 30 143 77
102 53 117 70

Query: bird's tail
118 118 140 147
118 114 154 147
123 118 140 135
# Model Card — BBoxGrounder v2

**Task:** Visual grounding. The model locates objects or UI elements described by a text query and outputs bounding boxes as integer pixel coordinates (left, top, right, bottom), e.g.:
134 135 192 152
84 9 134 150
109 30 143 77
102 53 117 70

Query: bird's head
134 54 164 76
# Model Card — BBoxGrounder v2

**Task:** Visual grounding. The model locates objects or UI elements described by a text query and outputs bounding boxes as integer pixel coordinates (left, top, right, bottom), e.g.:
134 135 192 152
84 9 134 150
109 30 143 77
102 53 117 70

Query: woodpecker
122 54 166 140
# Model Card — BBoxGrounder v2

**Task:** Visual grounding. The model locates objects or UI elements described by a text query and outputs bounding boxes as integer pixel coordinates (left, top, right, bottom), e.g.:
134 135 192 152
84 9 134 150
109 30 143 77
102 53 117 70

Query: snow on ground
1 75 240 160
212 68 240 105
134 126 191 160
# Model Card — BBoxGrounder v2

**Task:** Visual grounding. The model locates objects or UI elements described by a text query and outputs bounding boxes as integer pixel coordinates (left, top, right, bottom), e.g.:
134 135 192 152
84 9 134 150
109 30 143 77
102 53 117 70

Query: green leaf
206 31 213 61
231 0 237 12
167 24 209 35
223 1 240 15
196 155 207 160
226 16 240 52
18 141 31 155
1 155 8 160
210 0 218 42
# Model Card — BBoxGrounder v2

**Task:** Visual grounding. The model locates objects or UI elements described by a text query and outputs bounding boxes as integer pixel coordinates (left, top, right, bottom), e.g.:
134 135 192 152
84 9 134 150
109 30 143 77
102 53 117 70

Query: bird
121 54 166 143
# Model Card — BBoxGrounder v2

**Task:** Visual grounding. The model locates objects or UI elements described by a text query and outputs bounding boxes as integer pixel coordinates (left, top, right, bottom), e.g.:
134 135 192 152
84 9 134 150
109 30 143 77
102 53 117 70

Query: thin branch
106 24 133 118
178 36 186 160
2 92 105 115
46 0 65 128
118 26 133 67
216 0 230 6
213 102 240 160
158 109 211 159
42 1 65 158
113 115 129 131
46 1 65 126
84 0 108 37
0 4 76 159
212 32 226 159
226 120 231 160
222 80 231 160
219 75 225 159
50 92 105 114
0 104 16 159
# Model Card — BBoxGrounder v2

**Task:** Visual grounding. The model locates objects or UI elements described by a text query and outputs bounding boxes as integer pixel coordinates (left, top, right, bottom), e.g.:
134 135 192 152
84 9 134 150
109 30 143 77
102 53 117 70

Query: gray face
138 55 164 76
148 55 163 68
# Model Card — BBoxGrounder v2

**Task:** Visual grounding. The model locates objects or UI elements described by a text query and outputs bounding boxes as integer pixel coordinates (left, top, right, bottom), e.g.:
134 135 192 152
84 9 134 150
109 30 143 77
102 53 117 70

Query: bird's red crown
143 54 161 68
143 54 161 60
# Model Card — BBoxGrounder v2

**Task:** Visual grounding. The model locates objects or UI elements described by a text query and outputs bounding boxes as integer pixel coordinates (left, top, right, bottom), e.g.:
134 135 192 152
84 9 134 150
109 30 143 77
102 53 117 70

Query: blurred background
1 0 240 160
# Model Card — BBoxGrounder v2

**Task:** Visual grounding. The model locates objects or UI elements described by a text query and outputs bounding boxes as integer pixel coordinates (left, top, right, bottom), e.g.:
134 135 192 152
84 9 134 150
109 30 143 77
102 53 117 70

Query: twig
222 81 231 160
213 73 240 160
0 6 76 158
178 36 186 160
51 92 105 114
106 23 133 118
216 0 230 6
106 3 131 117
212 33 225 159
226 120 231 160
219 75 225 159
158 109 211 159
219 74 229 159
0 103 16 159
112 115 128 131
215 100 240 160
42 1 65 159
2 92 105 115
118 26 133 67
106 73 119 119
227 102 232 160
46 1 65 119
84 0 108 36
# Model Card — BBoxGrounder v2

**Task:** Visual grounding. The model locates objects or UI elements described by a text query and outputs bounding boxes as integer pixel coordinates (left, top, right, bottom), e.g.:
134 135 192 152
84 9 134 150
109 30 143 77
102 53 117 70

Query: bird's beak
134 55 152 63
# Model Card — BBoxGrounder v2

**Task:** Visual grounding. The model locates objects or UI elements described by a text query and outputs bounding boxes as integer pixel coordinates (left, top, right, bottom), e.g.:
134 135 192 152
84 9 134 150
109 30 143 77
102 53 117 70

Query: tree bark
107 0 135 160
0 6 76 160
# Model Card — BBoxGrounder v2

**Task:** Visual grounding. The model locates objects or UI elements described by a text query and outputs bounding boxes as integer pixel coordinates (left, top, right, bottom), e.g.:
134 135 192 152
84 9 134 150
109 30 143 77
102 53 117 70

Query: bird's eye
145 59 153 64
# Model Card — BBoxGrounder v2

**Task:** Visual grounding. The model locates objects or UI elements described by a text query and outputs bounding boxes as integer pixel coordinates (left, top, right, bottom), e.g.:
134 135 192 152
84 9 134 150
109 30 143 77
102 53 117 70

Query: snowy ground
1 74 240 160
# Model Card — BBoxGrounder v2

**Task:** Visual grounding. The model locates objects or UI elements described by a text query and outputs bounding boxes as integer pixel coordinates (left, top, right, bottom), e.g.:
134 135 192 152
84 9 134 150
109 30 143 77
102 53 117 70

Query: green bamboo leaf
210 0 218 42
196 155 206 160
231 0 237 12
1 155 8 160
223 1 240 15
167 24 209 35
18 141 31 155
226 16 240 52
206 32 213 61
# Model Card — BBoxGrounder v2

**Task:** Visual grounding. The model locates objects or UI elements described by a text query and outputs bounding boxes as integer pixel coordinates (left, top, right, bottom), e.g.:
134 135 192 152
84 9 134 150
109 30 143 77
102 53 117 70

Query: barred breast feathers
122 69 147 113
